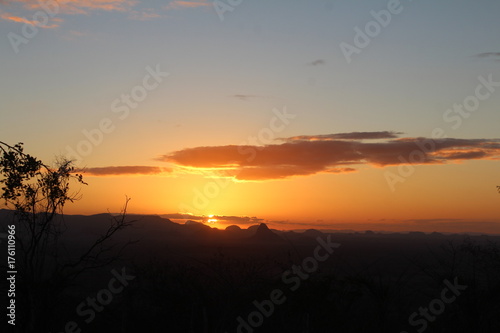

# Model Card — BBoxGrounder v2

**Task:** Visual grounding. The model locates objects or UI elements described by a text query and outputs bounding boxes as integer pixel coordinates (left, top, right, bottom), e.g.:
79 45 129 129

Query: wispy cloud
0 0 210 26
324 167 357 174
162 213 265 226
308 59 326 66
164 0 211 10
77 166 172 176
62 30 89 40
128 8 163 21
231 94 263 101
0 11 62 28
281 131 403 141
0 12 32 24
475 52 500 61
159 131 500 181
23 0 137 14
476 52 500 58
0 0 140 25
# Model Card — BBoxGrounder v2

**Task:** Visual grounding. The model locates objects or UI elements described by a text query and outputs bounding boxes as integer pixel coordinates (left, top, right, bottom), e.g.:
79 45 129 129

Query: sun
207 214 218 224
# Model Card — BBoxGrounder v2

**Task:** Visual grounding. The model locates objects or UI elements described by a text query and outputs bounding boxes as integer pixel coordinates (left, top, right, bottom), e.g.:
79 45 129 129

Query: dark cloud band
160 131 500 181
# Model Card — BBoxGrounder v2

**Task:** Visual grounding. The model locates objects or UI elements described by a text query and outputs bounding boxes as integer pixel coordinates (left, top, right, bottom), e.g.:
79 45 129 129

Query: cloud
0 0 138 25
62 30 89 40
476 52 500 58
0 11 62 27
67 30 86 37
159 131 500 181
207 215 264 225
0 0 210 25
128 8 163 21
78 166 172 176
475 52 500 61
308 59 326 66
162 213 204 220
2 0 136 13
25 0 137 14
0 12 32 24
218 215 264 223
164 0 211 10
231 94 261 101
281 131 403 141
162 213 264 226
324 167 357 174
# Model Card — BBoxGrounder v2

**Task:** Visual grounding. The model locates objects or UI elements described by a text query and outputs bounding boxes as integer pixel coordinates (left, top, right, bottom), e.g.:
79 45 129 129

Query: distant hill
303 229 324 239
2 209 499 247
249 223 285 243
225 225 242 232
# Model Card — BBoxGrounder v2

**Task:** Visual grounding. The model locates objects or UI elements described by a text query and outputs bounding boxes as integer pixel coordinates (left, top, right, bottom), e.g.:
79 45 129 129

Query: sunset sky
1 0 500 233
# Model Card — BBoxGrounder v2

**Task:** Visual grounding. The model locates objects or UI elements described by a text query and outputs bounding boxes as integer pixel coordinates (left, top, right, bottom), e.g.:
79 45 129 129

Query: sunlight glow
207 214 218 224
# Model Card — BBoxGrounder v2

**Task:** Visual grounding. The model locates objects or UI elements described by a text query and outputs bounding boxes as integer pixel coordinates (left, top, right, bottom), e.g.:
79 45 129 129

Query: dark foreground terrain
1 209 500 333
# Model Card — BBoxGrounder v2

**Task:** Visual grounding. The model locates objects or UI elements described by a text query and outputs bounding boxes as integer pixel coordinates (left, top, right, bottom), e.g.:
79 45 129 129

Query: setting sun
207 214 218 224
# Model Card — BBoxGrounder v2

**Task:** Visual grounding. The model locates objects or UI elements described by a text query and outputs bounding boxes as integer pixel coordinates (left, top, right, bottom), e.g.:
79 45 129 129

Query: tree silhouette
0 141 135 332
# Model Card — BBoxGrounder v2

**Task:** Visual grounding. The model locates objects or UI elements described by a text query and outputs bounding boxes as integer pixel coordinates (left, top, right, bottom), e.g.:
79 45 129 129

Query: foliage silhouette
0 141 135 332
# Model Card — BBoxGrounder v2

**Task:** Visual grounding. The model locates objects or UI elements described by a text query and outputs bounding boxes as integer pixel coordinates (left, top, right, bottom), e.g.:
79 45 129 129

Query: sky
1 0 500 233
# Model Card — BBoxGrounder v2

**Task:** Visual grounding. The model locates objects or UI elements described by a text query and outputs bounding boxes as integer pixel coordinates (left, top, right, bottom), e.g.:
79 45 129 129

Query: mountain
303 229 324 239
249 223 284 243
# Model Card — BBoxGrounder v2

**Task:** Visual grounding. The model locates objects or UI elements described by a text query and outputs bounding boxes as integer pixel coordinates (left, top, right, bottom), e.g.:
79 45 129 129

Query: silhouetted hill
225 225 245 239
303 228 324 239
225 225 242 232
249 223 284 243
246 224 260 235
184 220 213 232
